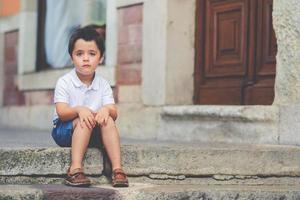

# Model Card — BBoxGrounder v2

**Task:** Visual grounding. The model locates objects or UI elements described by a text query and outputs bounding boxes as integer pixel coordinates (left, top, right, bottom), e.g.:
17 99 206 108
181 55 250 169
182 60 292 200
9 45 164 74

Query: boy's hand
76 106 96 129
95 107 110 126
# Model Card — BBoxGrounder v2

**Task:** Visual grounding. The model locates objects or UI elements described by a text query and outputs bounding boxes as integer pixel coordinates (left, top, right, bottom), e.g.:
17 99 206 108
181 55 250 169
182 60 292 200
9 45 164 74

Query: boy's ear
99 56 104 64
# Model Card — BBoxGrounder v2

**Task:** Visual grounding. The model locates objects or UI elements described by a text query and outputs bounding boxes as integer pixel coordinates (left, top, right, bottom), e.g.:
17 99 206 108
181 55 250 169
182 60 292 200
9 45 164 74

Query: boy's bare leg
100 117 122 170
70 118 92 171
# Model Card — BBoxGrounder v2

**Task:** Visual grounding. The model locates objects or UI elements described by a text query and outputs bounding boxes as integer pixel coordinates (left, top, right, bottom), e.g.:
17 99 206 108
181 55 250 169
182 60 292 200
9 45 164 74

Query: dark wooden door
194 0 276 105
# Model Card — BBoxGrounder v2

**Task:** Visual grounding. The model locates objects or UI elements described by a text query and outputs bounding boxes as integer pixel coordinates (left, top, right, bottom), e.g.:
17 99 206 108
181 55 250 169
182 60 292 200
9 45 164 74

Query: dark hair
68 26 105 57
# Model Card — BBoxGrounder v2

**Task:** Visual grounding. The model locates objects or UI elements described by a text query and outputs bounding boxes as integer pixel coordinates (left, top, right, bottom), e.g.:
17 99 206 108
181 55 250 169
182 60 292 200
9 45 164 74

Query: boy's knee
102 116 116 128
73 118 93 133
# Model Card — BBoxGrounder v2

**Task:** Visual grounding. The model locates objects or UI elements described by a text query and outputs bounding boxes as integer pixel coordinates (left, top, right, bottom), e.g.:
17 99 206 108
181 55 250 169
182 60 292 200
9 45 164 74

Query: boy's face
71 39 102 77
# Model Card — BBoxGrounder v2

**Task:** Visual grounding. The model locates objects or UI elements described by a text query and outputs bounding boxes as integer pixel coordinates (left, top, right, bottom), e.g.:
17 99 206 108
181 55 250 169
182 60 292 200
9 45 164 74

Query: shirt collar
70 69 100 90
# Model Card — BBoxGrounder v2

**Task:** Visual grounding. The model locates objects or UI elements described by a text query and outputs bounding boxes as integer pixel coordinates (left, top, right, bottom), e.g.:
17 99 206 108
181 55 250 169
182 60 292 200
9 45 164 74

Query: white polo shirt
53 69 115 120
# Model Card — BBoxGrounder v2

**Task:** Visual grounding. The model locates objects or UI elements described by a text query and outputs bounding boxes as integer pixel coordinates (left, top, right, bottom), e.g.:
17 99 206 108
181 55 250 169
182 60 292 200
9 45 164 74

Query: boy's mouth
82 65 90 67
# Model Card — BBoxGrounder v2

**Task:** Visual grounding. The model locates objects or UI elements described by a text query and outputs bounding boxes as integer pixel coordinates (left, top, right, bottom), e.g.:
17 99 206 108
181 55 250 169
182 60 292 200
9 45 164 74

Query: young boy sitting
51 26 129 187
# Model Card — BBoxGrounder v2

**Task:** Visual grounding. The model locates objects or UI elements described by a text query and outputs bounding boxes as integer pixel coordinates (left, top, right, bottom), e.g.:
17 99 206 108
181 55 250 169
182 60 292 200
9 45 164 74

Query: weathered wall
273 0 300 105
273 0 300 145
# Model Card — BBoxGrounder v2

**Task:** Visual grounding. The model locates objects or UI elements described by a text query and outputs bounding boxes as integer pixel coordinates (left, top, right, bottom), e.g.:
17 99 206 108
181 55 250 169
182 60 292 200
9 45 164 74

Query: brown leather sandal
112 168 129 187
65 168 91 187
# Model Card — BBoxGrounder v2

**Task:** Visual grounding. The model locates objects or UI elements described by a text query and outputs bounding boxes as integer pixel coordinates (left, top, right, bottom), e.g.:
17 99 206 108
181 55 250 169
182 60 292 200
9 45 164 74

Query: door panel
195 0 276 105
257 0 276 75
196 0 251 105
205 0 248 77
244 0 276 104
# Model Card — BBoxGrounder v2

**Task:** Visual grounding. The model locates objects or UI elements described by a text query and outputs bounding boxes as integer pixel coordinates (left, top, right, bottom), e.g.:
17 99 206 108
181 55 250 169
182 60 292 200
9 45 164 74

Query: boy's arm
56 102 79 121
56 103 95 130
55 102 95 124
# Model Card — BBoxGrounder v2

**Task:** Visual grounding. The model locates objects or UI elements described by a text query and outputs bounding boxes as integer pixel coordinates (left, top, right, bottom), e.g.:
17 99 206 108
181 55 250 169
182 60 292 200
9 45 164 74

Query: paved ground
0 125 259 148
0 126 56 147
0 126 170 148
0 126 227 148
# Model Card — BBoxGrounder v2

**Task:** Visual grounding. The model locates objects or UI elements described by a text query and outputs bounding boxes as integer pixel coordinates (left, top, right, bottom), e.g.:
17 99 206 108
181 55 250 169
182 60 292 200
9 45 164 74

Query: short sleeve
102 79 115 106
54 78 70 104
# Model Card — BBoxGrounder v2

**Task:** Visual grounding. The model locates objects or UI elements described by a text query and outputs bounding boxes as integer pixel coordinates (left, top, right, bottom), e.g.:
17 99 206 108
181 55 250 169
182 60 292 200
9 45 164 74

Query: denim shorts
51 118 102 147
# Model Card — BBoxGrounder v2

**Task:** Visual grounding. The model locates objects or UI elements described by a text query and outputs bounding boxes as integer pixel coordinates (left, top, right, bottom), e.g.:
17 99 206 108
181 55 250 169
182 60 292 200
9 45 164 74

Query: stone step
0 185 118 200
159 105 278 144
1 143 300 185
2 183 300 200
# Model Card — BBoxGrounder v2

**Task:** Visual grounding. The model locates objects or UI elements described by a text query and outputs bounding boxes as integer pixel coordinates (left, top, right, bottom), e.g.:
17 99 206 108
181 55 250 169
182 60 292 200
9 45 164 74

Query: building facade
0 0 300 145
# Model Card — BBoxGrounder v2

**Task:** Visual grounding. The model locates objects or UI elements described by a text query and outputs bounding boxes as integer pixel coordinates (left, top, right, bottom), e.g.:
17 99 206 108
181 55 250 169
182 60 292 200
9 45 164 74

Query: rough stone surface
121 144 300 176
130 184 300 200
4 175 300 187
0 176 108 185
3 184 300 200
2 144 300 179
0 185 43 200
160 106 279 144
273 0 300 105
36 185 120 200
0 148 103 175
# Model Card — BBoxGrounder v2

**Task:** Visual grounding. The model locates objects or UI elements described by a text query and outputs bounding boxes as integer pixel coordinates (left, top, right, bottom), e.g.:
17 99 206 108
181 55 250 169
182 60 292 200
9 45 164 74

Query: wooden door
194 0 276 105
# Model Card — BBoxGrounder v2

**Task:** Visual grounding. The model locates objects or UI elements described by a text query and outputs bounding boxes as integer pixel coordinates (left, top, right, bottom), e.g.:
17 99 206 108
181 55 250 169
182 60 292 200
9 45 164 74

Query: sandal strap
67 168 84 176
113 168 125 174
113 168 127 179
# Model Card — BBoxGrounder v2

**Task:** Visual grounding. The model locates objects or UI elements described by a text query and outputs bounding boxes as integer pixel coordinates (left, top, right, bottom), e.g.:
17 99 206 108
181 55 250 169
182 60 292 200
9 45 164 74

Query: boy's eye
76 52 83 56
89 52 96 56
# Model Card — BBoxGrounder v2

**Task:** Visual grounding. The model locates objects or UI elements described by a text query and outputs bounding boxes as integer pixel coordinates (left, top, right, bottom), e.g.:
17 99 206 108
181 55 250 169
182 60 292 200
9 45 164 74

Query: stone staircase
2 142 300 199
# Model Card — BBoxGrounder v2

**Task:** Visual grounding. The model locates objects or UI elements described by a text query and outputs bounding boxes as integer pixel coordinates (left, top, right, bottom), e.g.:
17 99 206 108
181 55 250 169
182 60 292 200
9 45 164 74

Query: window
36 0 107 70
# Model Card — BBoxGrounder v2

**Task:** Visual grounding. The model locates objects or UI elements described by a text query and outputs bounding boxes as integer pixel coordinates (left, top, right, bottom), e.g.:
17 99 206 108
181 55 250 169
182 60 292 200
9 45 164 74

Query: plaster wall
142 0 167 105
165 0 195 105
142 0 195 105
17 0 37 74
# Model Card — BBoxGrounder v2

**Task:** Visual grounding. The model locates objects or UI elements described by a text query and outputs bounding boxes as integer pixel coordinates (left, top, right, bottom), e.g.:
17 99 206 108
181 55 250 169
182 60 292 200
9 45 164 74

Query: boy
51 26 128 187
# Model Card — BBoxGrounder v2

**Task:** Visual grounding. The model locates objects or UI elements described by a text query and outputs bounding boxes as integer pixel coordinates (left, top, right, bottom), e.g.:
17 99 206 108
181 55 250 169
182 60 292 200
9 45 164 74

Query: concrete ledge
1 144 300 180
2 184 300 200
159 106 279 144
162 106 278 122
0 15 20 32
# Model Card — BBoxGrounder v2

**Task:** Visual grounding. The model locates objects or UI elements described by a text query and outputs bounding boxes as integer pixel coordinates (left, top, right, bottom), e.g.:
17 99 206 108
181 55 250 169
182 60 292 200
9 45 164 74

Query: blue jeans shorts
51 118 102 147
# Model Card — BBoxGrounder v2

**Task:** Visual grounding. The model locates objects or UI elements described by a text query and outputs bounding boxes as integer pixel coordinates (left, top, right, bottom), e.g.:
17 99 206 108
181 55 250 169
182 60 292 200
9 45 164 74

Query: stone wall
2 30 54 107
273 0 300 145
273 0 300 105
116 4 143 103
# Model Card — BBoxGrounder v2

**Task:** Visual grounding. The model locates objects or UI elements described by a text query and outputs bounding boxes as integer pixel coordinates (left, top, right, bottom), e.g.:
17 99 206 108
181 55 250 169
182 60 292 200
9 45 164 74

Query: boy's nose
83 54 89 61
